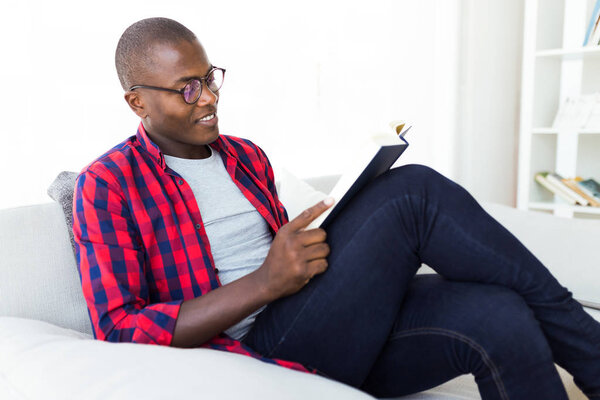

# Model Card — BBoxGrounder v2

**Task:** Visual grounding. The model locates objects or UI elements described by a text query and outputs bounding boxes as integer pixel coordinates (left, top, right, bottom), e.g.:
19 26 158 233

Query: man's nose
196 83 218 106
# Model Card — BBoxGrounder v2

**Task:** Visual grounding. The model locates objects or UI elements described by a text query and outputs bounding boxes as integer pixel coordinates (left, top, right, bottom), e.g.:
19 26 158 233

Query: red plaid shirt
73 122 312 373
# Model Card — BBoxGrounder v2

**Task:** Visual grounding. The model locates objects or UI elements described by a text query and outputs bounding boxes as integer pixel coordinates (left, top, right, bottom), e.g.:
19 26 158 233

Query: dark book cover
320 138 409 229
577 178 600 200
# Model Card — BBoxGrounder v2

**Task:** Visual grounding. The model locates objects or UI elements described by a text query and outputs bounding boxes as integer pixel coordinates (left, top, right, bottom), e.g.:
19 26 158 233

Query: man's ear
124 91 148 118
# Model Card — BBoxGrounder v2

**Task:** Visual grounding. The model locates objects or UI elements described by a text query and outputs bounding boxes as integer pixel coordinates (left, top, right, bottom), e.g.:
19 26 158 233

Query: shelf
532 127 600 135
535 46 600 59
579 129 600 134
518 0 600 220
528 202 600 215
532 128 557 134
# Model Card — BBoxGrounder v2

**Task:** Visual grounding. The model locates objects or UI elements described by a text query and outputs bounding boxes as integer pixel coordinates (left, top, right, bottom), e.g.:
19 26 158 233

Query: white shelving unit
518 0 600 220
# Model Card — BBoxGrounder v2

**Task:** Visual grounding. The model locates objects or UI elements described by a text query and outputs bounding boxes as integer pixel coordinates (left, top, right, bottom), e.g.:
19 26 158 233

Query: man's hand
256 197 335 299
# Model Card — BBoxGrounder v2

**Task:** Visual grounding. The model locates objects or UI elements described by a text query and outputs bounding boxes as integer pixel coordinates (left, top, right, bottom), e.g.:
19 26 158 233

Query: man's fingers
297 228 327 246
306 258 329 277
304 242 330 261
287 197 335 231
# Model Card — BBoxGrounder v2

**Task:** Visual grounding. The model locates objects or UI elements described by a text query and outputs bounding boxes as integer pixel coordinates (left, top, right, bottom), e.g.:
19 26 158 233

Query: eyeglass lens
182 69 225 104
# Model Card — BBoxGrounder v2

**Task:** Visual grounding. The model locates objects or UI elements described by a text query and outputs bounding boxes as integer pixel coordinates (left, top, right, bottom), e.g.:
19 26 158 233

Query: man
73 17 600 398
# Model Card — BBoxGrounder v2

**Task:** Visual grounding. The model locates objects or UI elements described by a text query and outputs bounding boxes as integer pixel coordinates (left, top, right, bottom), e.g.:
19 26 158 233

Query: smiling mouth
198 113 216 122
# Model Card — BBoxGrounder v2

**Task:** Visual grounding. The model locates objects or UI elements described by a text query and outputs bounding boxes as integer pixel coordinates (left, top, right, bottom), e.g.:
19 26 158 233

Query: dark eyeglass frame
129 66 226 104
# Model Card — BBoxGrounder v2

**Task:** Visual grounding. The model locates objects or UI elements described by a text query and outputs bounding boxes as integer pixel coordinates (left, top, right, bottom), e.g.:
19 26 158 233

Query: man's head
116 18 221 159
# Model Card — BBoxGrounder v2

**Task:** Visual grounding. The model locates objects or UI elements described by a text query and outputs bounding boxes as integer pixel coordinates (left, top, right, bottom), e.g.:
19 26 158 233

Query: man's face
126 39 219 159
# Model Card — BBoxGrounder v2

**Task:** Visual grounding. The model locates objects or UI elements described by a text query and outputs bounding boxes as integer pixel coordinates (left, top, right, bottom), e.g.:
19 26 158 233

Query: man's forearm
171 268 275 348
171 198 333 348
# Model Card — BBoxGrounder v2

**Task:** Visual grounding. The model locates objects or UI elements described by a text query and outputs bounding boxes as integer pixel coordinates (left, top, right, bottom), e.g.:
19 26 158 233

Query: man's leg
360 274 567 399
244 164 600 396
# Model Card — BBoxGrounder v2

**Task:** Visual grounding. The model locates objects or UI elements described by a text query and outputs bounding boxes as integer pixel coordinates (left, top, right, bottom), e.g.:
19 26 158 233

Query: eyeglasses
129 66 226 104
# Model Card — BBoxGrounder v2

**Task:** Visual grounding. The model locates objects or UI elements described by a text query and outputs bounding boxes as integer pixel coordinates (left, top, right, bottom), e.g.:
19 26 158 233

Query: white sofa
1 171 598 399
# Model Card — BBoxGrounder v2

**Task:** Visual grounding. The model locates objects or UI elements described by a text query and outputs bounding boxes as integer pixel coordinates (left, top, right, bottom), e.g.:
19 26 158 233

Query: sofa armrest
0 203 92 336
480 202 600 307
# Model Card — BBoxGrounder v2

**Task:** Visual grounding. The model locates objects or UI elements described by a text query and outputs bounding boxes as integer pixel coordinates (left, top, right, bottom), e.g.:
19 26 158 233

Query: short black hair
115 17 197 90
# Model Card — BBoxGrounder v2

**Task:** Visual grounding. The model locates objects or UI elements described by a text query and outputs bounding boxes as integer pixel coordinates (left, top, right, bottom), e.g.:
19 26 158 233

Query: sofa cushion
1 316 590 399
0 203 93 336
277 167 329 220
0 317 372 400
47 171 78 254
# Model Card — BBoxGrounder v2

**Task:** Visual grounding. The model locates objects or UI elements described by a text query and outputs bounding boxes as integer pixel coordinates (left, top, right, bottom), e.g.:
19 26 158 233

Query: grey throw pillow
47 171 78 255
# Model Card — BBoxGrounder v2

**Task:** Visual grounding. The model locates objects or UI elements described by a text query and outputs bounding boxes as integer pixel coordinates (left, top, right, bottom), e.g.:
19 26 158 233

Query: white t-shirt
164 146 271 340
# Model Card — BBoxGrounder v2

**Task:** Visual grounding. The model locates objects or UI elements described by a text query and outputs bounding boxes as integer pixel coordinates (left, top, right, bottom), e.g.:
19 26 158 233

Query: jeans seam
389 327 510 400
399 194 435 255
266 203 399 358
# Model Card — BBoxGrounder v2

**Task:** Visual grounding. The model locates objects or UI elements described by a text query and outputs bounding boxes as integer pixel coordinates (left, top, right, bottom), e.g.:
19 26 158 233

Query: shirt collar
135 121 231 170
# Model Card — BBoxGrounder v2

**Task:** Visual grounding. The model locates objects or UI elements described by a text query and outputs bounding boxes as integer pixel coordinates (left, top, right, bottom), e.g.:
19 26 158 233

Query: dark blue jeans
244 164 600 399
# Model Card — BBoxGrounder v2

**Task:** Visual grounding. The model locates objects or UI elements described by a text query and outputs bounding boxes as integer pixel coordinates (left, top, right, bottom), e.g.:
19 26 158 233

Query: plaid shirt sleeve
72 163 182 345
253 143 289 225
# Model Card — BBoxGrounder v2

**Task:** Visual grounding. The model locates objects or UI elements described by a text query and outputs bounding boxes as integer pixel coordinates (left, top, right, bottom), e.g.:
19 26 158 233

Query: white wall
0 0 523 210
457 0 524 206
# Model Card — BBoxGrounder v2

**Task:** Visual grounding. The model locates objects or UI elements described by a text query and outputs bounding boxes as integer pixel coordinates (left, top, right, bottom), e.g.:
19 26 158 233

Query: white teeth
199 113 215 122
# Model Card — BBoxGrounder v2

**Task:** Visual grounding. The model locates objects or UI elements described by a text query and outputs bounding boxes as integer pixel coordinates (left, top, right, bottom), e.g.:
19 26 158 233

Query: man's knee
385 164 454 191
390 164 439 182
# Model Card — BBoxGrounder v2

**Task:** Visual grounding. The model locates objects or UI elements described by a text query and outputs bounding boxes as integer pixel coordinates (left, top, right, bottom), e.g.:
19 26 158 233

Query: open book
306 121 411 230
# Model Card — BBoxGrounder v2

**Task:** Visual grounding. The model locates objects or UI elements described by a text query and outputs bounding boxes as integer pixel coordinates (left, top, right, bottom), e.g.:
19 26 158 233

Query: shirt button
178 179 184 185
195 224 201 229
214 268 219 274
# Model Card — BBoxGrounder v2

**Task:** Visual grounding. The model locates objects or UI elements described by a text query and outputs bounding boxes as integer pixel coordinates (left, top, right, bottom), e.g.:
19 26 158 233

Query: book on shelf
307 121 411 230
584 0 600 46
577 178 600 202
534 172 600 207
535 172 577 205
546 173 590 206
592 20 600 46
562 177 600 207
